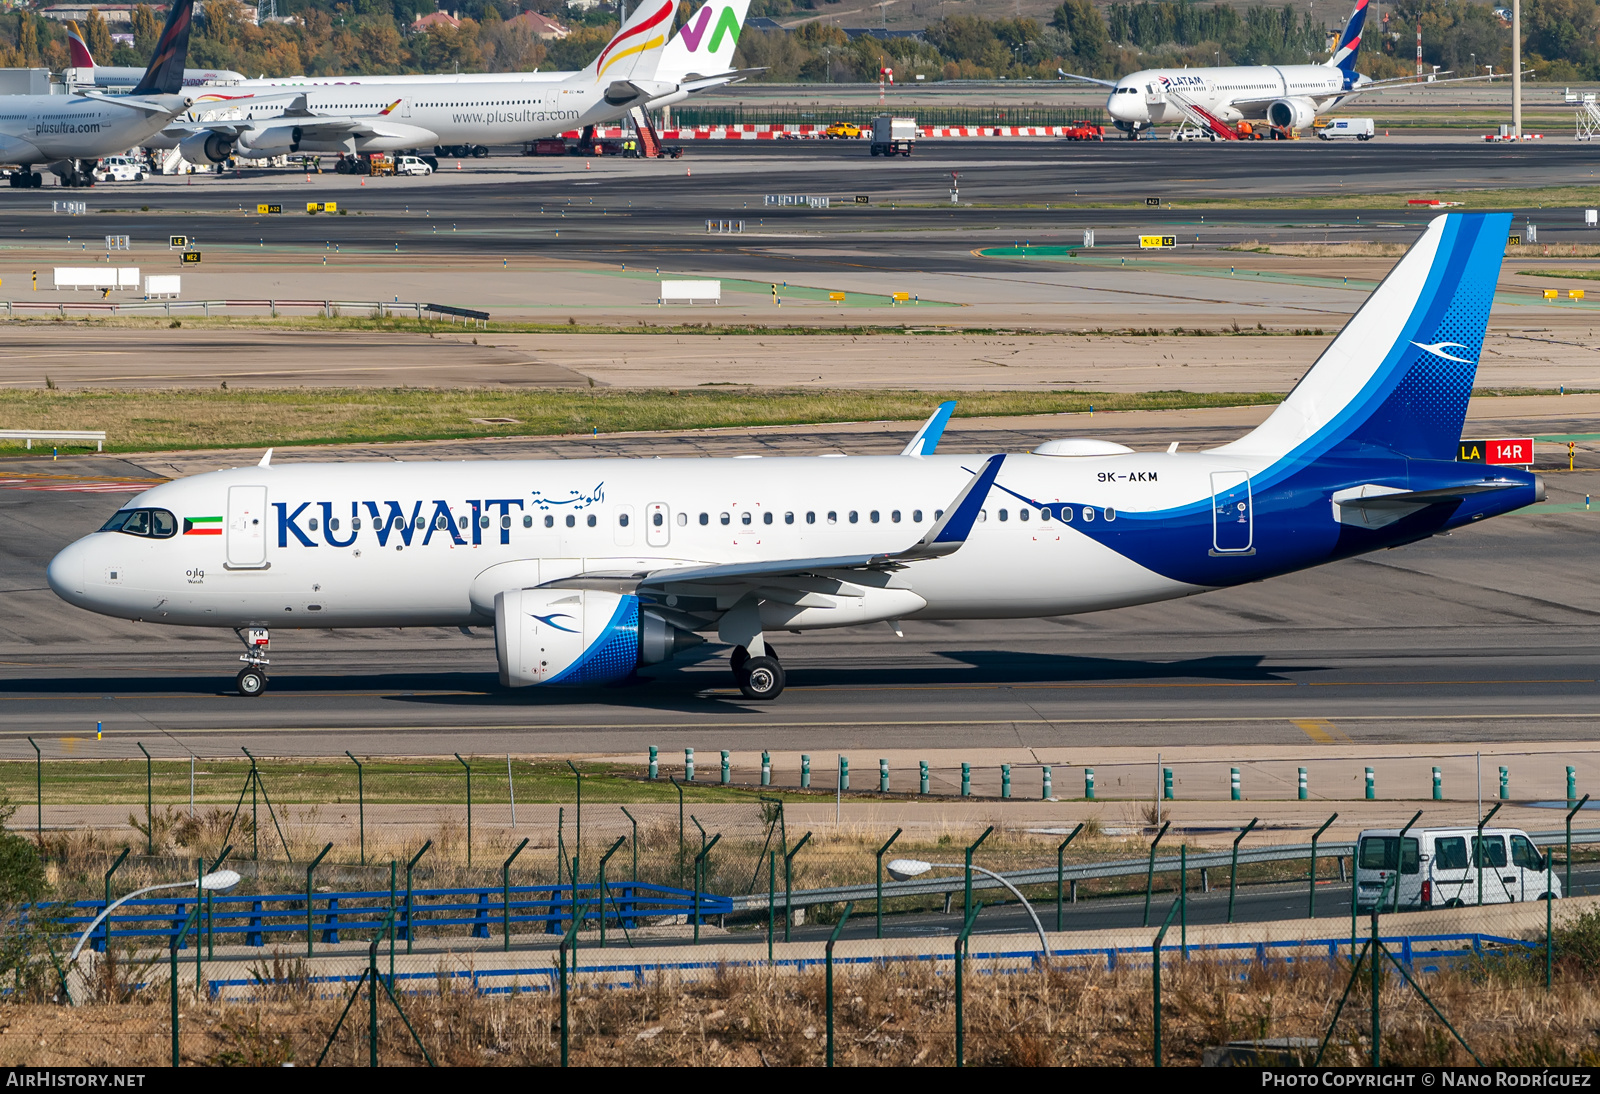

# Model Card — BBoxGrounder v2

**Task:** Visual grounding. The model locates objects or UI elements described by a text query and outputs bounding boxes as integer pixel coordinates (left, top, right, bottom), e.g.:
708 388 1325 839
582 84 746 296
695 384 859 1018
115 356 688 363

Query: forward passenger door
226 485 268 569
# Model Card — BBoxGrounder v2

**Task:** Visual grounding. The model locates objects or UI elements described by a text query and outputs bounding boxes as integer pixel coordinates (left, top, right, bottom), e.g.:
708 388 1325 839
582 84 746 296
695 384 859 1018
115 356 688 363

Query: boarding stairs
626 106 663 157
1576 93 1600 140
1148 84 1240 140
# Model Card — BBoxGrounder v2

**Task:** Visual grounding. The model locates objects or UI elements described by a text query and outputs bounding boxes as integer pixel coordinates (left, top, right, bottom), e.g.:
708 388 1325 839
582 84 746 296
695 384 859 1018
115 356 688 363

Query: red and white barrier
559 124 1099 140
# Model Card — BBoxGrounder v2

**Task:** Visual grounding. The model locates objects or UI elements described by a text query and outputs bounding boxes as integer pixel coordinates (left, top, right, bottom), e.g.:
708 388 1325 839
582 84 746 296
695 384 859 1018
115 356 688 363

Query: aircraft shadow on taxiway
0 650 1319 707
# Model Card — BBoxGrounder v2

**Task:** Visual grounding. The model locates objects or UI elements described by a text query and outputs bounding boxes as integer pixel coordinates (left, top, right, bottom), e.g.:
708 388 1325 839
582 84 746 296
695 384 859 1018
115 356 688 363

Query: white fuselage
47 451 1227 632
1106 64 1364 127
0 92 189 164
171 76 675 152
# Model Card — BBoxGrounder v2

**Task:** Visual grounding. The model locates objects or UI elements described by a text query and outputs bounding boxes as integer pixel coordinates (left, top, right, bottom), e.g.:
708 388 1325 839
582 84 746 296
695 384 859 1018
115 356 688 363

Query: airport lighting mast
1513 0 1523 138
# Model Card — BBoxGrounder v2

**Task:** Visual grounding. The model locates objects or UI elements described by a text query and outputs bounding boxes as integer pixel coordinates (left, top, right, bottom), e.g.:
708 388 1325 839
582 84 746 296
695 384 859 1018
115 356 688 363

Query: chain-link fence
4 749 1600 1066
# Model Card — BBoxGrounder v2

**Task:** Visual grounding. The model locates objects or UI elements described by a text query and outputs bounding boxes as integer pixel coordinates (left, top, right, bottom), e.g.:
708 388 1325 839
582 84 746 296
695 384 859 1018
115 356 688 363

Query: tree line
0 0 1589 82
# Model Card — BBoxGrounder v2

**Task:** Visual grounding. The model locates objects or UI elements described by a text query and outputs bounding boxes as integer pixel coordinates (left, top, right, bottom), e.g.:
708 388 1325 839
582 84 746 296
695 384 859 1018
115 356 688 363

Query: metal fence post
621 806 638 882
1056 823 1084 931
1566 794 1589 896
784 832 812 942
1142 821 1171 927
404 840 432 954
134 741 155 852
100 847 130 953
345 751 365 865
502 837 529 951
170 905 202 1066
1152 898 1181 1066
566 760 583 879
825 902 855 1067
767 851 776 963
455 754 473 867
1309 813 1339 919
964 826 993 915
1477 801 1502 906
875 828 902 939
693 833 721 944
1547 850 1555 990
1226 818 1259 924
558 902 588 1068
954 899 982 1068
306 842 333 957
1179 845 1187 959
670 776 685 884
29 737 43 846
596 836 625 948
1393 810 1423 913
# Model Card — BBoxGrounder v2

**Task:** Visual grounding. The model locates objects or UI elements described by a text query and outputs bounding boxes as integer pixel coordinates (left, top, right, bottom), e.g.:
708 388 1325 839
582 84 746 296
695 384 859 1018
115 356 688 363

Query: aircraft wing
539 455 1005 607
1057 68 1117 87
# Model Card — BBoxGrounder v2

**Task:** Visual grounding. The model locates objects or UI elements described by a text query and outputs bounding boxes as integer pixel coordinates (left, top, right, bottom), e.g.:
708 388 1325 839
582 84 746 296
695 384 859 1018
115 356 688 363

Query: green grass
0 387 1289 453
1517 269 1600 281
950 184 1600 212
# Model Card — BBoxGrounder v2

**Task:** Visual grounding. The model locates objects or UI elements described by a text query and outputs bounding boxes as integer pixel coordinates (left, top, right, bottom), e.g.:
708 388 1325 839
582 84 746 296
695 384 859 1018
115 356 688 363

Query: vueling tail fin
67 22 95 69
658 0 750 82
1325 0 1368 71
1212 212 1511 464
583 0 677 83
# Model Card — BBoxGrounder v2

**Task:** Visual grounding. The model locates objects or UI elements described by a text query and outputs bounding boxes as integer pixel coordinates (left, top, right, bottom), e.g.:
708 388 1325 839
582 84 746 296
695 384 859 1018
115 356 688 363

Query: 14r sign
1458 437 1535 465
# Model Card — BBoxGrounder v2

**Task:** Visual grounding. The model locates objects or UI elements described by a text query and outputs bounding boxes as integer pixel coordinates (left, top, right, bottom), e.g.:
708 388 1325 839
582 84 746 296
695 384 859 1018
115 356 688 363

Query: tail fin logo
67 22 94 68
593 0 674 79
1411 340 1475 364
678 4 742 52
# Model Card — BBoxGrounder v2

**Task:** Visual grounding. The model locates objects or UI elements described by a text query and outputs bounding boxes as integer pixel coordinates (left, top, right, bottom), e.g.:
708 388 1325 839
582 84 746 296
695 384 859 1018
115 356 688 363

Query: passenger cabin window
1434 837 1469 871
675 512 686 526
544 515 554 528
849 511 859 524
501 515 511 529
720 513 731 526
1472 836 1508 869
586 515 596 527
101 508 177 538
1358 836 1419 874
1019 509 1030 522
807 512 816 524
699 513 709 525
998 509 1008 522
619 512 630 527
741 512 752 526
827 511 837 524
913 509 923 522
565 515 575 528
785 512 795 525
892 510 901 523
870 510 880 523
763 512 773 525
651 512 663 527
1105 508 1117 521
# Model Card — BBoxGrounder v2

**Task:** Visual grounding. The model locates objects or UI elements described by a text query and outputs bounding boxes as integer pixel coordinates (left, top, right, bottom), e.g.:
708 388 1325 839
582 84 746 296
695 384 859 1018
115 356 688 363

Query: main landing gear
731 643 784 700
234 626 270 697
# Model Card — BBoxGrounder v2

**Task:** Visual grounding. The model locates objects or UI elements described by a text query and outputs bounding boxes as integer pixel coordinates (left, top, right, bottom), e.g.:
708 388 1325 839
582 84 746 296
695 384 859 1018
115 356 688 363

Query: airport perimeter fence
5 749 1600 1063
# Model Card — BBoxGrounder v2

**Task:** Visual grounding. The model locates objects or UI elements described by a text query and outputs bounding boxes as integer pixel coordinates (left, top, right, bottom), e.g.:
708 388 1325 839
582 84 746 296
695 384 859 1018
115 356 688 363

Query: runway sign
1139 235 1177 249
168 235 187 249
1145 197 1160 206
256 203 282 215
1458 437 1534 465
180 251 202 265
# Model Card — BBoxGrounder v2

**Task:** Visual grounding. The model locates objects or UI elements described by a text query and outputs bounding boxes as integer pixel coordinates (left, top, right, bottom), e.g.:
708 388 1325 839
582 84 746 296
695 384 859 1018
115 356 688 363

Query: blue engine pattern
547 594 640 685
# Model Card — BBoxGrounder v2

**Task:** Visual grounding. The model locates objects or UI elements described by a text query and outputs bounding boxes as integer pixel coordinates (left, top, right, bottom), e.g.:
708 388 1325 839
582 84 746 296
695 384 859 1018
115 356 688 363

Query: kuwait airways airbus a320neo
48 213 1541 702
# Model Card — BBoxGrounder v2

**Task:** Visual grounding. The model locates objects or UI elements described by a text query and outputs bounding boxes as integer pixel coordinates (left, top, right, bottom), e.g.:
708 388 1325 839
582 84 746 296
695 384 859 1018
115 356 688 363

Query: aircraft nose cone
47 538 88 603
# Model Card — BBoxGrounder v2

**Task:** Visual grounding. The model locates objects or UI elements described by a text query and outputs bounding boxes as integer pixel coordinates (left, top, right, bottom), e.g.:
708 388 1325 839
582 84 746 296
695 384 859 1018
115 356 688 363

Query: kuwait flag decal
183 516 223 536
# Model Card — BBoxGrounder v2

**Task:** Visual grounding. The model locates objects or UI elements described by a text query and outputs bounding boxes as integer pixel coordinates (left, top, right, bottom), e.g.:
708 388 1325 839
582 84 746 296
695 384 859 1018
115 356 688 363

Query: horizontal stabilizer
1331 479 1523 528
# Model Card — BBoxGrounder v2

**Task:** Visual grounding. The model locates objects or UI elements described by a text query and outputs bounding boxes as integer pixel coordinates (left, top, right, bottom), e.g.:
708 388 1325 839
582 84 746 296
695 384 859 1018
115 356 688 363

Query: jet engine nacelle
1266 97 1317 130
494 588 702 687
236 126 301 156
178 130 235 164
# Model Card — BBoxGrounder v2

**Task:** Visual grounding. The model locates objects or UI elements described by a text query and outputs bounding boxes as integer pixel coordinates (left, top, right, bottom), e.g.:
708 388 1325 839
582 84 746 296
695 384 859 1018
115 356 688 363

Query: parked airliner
47 213 1541 702
0 0 199 187
1070 0 1472 137
153 0 729 164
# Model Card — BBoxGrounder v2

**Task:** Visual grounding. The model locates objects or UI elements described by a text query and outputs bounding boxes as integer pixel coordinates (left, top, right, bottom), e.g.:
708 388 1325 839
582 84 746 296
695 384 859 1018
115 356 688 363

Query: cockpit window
101 508 177 539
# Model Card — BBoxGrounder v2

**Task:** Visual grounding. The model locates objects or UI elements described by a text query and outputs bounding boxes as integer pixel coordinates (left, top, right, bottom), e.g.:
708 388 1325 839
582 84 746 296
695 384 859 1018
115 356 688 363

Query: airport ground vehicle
1356 826 1560 910
1319 117 1376 140
395 155 433 176
825 121 862 138
92 156 148 182
525 138 570 156
870 115 916 156
368 152 396 176
1062 123 1104 140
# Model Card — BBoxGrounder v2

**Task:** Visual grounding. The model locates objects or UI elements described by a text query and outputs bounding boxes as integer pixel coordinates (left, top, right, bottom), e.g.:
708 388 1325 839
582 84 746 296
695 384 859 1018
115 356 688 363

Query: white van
395 155 434 176
1319 117 1375 141
1356 827 1560 910
93 156 147 182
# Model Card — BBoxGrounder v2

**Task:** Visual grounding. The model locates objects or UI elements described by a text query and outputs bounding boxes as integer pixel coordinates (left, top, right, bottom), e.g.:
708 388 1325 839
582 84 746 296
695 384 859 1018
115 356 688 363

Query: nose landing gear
731 643 784 700
234 626 270 697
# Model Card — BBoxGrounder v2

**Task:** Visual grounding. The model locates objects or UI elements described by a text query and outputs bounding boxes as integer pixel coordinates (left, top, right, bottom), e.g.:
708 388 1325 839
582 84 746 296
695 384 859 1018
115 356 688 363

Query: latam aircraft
48 213 1540 702
65 21 244 90
0 0 200 187
1075 0 1450 137
155 0 726 164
